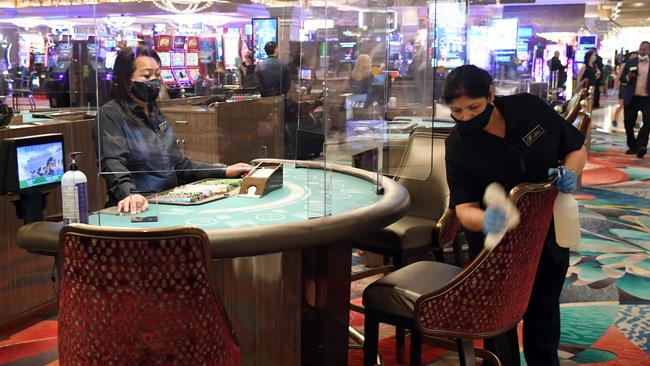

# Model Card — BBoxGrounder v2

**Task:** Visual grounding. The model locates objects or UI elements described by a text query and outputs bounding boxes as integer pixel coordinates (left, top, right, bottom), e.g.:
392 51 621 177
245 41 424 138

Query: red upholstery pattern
416 187 557 337
59 233 240 365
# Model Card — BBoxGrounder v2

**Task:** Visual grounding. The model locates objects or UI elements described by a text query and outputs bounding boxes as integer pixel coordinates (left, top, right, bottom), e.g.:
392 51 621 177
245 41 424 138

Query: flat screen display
186 52 199 67
300 68 312 80
34 54 45 64
222 34 240 68
160 69 176 83
173 68 190 83
159 52 171 68
104 51 117 69
172 52 185 67
489 18 518 51
16 141 64 189
252 18 278 61
578 35 597 48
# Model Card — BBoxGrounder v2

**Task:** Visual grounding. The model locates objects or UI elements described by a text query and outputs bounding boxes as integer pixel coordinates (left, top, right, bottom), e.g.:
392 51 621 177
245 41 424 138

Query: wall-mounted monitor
578 35 597 49
252 18 278 62
159 52 171 68
0 133 64 194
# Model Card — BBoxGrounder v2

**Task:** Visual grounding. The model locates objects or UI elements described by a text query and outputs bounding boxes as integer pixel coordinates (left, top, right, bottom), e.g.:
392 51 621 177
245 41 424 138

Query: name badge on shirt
522 124 545 146
158 121 168 133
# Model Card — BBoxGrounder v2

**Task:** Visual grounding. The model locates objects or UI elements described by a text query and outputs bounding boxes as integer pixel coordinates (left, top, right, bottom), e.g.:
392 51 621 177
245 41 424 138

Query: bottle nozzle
69 152 82 171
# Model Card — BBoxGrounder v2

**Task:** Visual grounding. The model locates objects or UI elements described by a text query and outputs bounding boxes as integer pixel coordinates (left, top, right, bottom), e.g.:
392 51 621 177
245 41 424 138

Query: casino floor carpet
2 111 650 366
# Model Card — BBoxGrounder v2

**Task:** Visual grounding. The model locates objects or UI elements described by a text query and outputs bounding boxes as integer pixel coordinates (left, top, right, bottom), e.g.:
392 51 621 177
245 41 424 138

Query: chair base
363 307 502 366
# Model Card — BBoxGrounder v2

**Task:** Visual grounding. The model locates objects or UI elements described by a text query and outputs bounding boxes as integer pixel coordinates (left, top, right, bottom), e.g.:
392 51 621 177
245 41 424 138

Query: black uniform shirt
445 93 584 256
96 100 226 205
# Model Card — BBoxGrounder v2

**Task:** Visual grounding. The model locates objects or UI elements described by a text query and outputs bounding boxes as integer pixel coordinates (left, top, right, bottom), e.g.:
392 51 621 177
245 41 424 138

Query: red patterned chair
362 180 557 366
58 224 240 366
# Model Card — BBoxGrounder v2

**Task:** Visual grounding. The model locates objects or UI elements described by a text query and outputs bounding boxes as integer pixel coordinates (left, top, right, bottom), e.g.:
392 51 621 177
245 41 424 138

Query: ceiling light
633 2 645 7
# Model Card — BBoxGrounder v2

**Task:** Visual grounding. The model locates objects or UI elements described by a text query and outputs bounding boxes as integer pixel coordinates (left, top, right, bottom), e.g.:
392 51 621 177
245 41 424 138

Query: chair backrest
572 112 591 137
58 224 240 366
395 127 449 221
563 88 585 121
414 181 557 338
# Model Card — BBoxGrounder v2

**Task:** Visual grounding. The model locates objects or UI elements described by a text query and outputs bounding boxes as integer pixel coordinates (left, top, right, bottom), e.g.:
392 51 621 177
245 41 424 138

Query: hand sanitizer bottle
553 167 581 248
61 152 88 224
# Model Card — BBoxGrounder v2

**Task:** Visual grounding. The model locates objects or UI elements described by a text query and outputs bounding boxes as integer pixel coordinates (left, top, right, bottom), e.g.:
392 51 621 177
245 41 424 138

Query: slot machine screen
34 54 45 64
252 18 278 62
172 52 185 67
173 69 190 83
159 53 171 67
160 69 176 83
104 51 117 69
222 34 239 68
188 68 201 82
186 52 199 67
173 36 186 50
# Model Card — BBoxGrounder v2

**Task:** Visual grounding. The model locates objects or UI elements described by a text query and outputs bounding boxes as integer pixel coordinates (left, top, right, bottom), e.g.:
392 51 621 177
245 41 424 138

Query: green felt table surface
90 166 382 229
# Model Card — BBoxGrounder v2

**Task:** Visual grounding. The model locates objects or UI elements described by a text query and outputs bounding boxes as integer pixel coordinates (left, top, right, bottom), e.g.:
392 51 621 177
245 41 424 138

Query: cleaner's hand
548 167 577 193
482 206 508 235
117 194 149 214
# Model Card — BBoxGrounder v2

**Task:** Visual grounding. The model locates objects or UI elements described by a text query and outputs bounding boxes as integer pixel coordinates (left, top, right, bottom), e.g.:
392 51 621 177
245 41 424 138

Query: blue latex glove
483 206 507 235
548 167 577 193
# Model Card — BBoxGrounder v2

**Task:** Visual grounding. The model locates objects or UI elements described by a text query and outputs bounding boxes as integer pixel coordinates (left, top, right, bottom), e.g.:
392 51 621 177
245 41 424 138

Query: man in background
548 51 567 91
254 41 291 97
620 41 650 158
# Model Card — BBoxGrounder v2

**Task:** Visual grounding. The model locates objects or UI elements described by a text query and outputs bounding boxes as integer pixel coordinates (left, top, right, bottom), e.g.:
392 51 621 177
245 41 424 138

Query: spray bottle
61 152 88 224
553 167 581 248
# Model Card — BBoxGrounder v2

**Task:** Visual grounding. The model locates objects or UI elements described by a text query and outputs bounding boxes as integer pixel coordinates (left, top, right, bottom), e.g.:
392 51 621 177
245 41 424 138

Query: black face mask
452 103 494 135
130 79 161 103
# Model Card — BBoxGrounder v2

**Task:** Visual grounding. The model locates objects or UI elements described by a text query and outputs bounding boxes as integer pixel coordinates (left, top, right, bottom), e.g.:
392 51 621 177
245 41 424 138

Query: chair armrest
435 208 458 250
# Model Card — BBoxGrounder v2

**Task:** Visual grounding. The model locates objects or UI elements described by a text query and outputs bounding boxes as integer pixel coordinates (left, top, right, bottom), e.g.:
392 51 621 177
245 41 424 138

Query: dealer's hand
482 206 507 235
226 163 252 178
117 194 149 214
548 167 578 193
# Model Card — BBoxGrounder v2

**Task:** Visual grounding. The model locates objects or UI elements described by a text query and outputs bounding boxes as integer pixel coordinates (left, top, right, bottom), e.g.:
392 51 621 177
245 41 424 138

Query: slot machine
157 35 178 89
185 36 201 84
171 36 192 89
46 42 73 107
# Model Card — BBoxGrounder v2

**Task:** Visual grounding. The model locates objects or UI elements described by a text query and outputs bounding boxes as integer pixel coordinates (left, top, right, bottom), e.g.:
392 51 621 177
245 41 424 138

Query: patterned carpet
1 131 649 366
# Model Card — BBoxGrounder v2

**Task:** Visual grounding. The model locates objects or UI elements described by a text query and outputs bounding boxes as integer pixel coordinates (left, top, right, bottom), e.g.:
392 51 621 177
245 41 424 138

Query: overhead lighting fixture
152 0 215 14
11 18 42 30
104 16 136 29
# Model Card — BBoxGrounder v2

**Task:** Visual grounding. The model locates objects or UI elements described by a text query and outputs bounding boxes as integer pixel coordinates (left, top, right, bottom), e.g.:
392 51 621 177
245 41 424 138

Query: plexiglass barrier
0 0 600 224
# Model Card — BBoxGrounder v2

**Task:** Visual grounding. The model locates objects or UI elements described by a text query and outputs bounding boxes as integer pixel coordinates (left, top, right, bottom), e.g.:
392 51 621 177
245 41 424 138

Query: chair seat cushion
363 260 463 318
354 215 437 250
